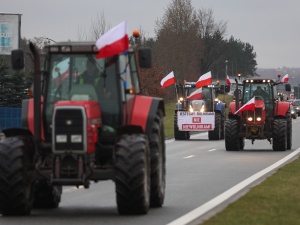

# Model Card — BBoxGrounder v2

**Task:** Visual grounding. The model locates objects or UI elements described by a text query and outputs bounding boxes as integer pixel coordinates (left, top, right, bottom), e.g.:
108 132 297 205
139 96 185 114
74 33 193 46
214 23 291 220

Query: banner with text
0 14 21 55
177 111 215 131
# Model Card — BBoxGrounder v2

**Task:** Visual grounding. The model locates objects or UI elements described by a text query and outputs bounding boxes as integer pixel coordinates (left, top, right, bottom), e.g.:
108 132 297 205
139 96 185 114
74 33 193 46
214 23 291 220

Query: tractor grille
53 107 86 152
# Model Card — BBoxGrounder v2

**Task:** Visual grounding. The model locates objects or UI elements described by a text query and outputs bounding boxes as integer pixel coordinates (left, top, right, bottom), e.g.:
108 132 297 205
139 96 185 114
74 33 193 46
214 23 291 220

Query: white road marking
208 149 217 152
183 155 195 159
167 148 300 225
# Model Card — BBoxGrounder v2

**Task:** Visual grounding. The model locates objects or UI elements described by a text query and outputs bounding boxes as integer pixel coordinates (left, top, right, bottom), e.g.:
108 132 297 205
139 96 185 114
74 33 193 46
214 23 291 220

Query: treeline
0 0 257 106
136 0 257 102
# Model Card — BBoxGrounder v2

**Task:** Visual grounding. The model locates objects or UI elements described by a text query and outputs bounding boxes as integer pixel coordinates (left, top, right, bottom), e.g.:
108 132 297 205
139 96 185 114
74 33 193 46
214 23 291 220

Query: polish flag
187 88 202 100
226 75 231 85
235 97 255 114
196 71 213 88
160 71 175 88
96 21 129 59
52 58 70 86
281 74 289 83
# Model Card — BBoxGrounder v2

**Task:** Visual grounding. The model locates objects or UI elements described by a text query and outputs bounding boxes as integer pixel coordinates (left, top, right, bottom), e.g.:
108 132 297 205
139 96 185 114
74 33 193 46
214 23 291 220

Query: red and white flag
281 74 289 83
226 75 231 85
235 97 255 114
160 71 175 88
196 71 213 88
96 21 129 59
187 88 202 100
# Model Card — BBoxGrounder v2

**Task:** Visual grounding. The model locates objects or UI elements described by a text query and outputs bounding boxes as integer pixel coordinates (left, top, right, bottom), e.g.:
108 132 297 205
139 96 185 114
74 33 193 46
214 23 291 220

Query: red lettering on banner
182 124 212 130
192 117 201 123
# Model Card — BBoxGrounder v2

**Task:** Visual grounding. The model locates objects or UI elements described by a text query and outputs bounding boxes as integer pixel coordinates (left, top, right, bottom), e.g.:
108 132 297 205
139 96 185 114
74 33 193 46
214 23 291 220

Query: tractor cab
43 44 139 140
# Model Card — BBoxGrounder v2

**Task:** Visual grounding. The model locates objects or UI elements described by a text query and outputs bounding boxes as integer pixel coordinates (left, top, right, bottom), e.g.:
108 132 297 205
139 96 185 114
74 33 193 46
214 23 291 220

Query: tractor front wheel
33 181 62 208
225 119 241 151
0 137 35 216
272 119 287 151
115 134 150 214
209 113 221 140
149 110 166 207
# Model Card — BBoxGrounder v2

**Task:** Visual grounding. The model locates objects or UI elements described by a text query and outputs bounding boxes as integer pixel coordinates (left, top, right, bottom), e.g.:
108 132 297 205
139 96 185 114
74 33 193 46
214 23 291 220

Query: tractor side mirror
11 49 24 70
138 48 152 68
285 83 291 92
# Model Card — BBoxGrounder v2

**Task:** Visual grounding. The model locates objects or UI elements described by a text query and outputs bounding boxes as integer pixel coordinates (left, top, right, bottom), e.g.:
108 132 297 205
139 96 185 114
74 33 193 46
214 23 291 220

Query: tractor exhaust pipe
29 42 41 143
235 78 239 112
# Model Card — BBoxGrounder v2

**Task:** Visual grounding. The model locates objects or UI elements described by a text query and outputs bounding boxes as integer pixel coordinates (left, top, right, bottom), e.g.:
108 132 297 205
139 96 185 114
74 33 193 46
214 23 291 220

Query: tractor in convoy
0 37 166 215
174 81 226 140
225 78 292 151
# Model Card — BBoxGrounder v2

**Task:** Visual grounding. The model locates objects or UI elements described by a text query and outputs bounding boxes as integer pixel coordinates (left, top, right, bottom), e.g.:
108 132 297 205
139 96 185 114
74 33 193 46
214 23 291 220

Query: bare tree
78 11 111 41
154 0 201 85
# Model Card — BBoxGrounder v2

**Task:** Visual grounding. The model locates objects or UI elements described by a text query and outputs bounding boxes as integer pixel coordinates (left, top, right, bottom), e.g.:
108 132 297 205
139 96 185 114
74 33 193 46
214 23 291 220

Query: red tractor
225 78 292 151
0 39 166 215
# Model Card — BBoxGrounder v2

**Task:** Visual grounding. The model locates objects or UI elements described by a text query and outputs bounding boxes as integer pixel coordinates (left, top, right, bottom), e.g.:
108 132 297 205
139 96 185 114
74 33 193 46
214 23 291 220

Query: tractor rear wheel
286 112 292 150
33 181 62 208
209 113 221 140
220 113 225 139
149 110 166 207
115 134 150 214
225 119 240 151
272 119 287 151
0 137 35 216
174 112 189 140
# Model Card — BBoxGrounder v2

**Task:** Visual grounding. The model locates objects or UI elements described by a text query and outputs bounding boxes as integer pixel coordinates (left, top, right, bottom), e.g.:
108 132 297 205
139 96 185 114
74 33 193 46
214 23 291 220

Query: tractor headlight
247 117 253 121
179 97 184 102
256 117 262 122
214 98 219 102
189 106 194 112
200 105 205 112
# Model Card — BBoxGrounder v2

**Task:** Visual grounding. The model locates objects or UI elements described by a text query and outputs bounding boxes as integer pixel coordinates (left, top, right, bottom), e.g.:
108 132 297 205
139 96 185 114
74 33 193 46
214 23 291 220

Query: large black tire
174 112 189 140
33 181 62 208
286 113 292 150
220 113 225 139
239 137 245 150
149 110 166 207
209 113 221 140
0 137 35 216
272 119 287 151
115 134 150 215
225 119 240 151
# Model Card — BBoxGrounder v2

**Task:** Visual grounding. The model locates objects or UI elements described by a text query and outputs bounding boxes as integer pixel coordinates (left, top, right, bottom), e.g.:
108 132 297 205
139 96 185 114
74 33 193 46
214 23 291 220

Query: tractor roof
243 78 276 84
44 41 134 54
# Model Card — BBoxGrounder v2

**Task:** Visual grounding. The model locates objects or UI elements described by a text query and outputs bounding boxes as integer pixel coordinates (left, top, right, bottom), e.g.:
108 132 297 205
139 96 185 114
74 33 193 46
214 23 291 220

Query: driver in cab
253 86 269 101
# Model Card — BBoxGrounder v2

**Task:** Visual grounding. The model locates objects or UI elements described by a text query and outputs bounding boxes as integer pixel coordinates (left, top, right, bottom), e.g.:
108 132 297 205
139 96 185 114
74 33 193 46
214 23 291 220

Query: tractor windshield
242 83 272 103
44 53 126 136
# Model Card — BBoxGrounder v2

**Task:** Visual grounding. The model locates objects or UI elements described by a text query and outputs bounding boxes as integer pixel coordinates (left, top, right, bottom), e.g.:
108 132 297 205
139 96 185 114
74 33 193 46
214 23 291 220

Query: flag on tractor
196 71 212 88
96 21 129 59
235 97 255 114
160 71 175 88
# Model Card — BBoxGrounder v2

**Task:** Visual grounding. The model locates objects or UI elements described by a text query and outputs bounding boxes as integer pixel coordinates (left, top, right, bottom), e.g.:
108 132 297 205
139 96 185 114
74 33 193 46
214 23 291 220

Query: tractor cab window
243 83 272 103
45 54 122 136
119 52 140 99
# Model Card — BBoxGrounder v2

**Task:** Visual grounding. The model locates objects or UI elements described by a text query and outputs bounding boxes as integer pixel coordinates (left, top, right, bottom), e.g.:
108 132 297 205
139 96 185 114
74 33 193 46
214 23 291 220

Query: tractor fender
276 101 290 117
2 127 37 162
215 102 226 114
229 101 241 114
21 98 45 140
127 96 165 137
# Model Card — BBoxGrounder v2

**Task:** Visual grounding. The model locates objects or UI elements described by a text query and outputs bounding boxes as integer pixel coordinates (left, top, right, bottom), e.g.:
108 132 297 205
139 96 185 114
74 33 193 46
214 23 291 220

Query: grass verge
163 96 300 225
201 156 300 225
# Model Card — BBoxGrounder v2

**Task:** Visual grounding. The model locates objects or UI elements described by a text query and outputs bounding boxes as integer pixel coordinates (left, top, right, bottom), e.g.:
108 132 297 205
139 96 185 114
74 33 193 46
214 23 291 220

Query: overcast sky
2 0 300 69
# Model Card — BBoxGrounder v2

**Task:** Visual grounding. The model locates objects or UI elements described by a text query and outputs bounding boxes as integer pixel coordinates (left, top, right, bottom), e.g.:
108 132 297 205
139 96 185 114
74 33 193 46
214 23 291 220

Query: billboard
0 13 21 55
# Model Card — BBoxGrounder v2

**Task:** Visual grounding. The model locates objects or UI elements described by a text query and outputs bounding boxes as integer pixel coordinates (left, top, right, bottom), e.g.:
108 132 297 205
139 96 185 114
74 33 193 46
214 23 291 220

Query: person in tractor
77 59 100 86
253 85 269 101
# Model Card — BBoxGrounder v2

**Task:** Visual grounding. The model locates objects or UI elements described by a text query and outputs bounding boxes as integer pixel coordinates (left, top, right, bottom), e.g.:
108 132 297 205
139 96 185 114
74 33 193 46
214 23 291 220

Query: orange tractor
0 39 166 215
225 78 291 151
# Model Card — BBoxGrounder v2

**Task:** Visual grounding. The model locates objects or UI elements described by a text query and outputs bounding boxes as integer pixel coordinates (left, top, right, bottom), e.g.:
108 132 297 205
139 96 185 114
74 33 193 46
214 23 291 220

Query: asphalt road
1 119 300 225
